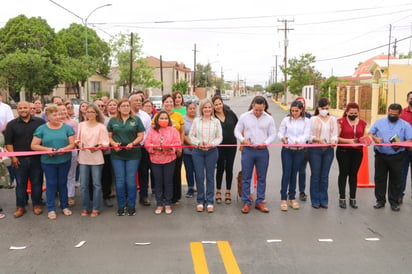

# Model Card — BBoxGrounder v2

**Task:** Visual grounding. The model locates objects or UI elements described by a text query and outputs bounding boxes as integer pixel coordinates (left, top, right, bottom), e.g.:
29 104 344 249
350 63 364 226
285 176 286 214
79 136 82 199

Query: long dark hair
153 110 172 131
290 100 305 118
248 96 271 115
313 97 330 116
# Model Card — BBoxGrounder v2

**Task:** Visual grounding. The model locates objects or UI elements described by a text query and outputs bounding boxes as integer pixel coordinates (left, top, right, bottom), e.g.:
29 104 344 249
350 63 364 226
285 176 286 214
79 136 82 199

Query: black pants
138 148 153 199
374 151 404 206
172 154 183 203
336 147 363 199
101 154 113 200
216 146 237 191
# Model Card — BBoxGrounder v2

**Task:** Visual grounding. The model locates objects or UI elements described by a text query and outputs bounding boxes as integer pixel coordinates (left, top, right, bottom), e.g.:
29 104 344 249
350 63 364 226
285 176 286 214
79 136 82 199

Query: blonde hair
45 105 59 117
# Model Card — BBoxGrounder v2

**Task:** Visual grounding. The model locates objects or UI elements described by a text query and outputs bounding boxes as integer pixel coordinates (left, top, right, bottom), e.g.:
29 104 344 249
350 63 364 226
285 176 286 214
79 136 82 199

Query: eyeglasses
86 111 96 114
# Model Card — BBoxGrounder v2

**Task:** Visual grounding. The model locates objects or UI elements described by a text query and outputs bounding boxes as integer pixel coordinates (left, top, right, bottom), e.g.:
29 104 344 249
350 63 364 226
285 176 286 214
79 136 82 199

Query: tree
172 80 189 94
266 82 284 100
56 23 111 98
0 15 60 100
399 51 412 59
281 53 322 95
195 63 213 87
110 33 161 91
319 76 339 108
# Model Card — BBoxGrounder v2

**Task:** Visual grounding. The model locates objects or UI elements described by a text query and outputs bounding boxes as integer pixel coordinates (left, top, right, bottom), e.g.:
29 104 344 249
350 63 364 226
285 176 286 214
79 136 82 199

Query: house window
90 81 101 94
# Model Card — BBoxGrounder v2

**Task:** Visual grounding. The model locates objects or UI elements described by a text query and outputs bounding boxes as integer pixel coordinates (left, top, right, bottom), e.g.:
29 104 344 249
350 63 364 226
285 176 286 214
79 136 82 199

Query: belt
374 150 403 157
284 146 304 151
245 146 267 150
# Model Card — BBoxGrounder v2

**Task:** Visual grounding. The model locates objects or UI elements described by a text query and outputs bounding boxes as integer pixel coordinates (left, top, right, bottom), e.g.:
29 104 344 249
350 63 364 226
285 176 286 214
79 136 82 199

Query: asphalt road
1 96 412 274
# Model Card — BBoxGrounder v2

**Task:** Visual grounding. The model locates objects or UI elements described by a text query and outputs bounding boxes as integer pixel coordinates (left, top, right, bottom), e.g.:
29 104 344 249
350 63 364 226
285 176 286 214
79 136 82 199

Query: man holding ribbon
5 101 45 217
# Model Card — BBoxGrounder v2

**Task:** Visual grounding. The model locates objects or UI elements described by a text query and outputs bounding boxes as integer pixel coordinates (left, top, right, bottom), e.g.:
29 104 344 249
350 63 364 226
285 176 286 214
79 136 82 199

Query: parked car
240 92 247 96
184 95 199 105
149 96 162 110
221 94 230 101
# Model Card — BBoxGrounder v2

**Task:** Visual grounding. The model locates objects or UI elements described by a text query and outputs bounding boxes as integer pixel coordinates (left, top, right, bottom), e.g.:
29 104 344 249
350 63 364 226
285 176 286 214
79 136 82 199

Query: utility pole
275 55 279 84
160 55 164 95
192 43 199 95
129 32 133 94
393 38 397 57
278 19 294 103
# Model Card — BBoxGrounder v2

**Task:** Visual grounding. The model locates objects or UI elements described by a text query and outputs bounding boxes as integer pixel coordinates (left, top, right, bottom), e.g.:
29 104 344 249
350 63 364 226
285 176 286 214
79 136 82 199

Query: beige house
143 56 192 96
333 55 412 126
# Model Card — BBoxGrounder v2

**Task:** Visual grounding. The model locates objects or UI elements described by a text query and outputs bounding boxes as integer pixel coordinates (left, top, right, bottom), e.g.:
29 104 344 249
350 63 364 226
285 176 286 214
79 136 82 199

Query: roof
142 56 191 72
352 55 396 78
369 58 412 71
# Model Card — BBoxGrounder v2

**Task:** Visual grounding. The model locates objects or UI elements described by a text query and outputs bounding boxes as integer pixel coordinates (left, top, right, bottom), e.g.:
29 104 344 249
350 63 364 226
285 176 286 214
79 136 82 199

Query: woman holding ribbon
278 100 310 211
336 102 367 209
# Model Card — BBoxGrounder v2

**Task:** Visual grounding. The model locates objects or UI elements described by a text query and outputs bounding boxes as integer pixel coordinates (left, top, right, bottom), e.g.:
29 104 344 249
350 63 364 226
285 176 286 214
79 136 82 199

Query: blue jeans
14 157 43 207
192 148 218 205
298 149 309 193
183 154 195 194
151 160 175 206
79 164 103 211
280 148 304 200
308 147 334 206
241 147 269 205
42 160 71 212
400 150 412 198
111 158 140 208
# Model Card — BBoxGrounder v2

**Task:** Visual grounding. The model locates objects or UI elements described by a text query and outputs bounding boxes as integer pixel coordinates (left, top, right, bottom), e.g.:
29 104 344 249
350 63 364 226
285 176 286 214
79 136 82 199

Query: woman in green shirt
107 98 145 216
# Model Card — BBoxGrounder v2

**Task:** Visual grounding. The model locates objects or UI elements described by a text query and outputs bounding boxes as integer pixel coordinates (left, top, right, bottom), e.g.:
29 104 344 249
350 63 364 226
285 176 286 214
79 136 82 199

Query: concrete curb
271 97 289 111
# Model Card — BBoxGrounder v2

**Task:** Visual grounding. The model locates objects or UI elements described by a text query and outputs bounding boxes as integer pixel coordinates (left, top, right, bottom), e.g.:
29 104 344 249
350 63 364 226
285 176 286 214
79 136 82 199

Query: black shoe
139 198 151 206
339 199 346 209
373 202 385 209
349 199 358 209
299 192 307 201
127 207 136 216
117 207 125 216
391 204 400 211
104 199 114 208
0 207 2 212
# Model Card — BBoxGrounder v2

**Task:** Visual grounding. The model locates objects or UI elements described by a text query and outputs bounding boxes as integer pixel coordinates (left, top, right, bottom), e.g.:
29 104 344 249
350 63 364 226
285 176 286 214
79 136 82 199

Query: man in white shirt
129 93 152 206
0 94 14 131
234 96 276 214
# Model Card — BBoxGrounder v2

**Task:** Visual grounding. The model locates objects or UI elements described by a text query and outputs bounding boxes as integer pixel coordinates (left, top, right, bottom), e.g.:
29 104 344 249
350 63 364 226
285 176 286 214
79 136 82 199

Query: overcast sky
1 0 412 86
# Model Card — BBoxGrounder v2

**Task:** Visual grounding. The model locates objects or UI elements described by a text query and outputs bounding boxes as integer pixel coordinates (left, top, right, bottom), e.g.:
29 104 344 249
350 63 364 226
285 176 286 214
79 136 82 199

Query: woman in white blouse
278 100 310 211
308 98 338 209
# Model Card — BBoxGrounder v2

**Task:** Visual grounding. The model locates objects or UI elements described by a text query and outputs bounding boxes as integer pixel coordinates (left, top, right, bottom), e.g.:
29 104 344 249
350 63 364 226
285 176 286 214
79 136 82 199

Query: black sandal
225 192 232 204
215 192 222 204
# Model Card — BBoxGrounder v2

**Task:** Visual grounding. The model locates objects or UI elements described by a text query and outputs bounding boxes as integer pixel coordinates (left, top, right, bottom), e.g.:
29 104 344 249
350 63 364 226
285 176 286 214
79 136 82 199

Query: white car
149 96 162 110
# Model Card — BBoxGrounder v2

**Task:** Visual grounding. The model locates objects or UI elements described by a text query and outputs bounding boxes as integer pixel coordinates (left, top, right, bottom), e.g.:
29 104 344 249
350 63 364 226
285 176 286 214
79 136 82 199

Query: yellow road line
217 241 241 274
190 242 209 274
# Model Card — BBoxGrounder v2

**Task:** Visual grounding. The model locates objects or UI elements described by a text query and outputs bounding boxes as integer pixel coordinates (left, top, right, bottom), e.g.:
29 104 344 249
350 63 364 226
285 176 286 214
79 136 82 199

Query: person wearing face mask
308 98 338 209
369 103 412 211
336 102 367 209
399 91 412 203
144 111 181 215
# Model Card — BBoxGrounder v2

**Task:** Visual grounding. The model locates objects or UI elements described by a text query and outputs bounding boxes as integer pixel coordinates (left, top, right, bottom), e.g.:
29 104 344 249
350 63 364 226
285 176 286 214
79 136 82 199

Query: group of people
1 90 412 220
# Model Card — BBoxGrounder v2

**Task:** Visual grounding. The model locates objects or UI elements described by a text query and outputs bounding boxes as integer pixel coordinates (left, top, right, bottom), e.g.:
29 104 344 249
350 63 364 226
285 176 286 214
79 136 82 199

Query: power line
102 3 412 25
317 34 412 62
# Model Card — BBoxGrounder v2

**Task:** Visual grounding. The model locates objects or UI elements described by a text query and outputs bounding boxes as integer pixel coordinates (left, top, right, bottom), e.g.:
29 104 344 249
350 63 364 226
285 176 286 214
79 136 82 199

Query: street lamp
49 0 111 102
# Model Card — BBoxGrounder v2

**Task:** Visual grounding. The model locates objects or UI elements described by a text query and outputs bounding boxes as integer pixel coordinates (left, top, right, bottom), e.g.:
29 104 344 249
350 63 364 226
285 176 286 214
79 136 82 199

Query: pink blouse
144 126 181 164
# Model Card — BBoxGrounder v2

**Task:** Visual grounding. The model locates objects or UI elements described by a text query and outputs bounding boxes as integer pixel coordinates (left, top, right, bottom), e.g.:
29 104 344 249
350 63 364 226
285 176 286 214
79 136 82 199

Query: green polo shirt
107 116 145 160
